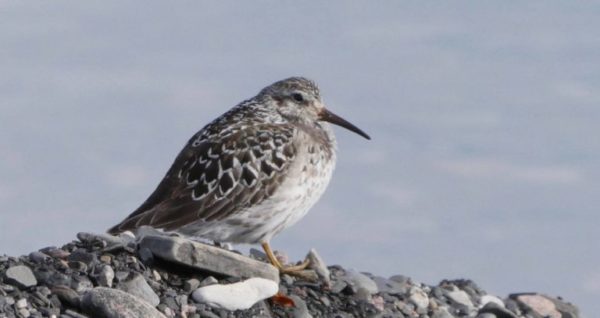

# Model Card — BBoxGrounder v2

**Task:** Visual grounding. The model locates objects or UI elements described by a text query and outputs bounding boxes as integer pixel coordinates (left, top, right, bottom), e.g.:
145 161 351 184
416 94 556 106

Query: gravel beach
0 232 579 318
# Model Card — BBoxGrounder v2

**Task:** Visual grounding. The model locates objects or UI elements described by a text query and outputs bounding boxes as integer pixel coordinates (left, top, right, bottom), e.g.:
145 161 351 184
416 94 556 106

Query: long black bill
319 108 371 140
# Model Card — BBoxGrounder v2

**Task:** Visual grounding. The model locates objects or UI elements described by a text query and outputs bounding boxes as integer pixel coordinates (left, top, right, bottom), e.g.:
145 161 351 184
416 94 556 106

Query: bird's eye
291 93 304 102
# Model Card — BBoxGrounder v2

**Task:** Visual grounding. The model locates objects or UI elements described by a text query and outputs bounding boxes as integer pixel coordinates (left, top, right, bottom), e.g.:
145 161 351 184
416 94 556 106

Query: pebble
371 295 385 311
5 265 37 288
81 287 166 318
119 273 160 306
319 296 330 307
280 274 294 286
115 271 130 282
330 280 347 294
0 296 15 306
342 269 378 294
18 308 30 317
77 231 125 248
71 275 93 293
480 294 505 308
192 277 278 311
389 274 410 284
431 306 454 318
16 298 28 309
138 247 155 264
354 287 372 302
249 248 267 260
408 286 429 312
96 265 115 288
39 247 70 259
64 309 90 318
446 287 475 312
152 270 161 281
289 295 312 318
28 252 50 263
305 249 330 286
162 306 175 317
199 276 218 287
550 296 580 318
67 250 97 267
514 294 560 318
184 279 201 293
373 276 409 295
68 261 88 272
52 286 81 308
198 309 220 318
100 255 112 264
478 302 518 318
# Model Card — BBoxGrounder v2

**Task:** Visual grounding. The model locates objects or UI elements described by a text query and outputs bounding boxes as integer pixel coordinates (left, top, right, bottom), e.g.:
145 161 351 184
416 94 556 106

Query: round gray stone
343 269 378 294
81 287 166 318
118 273 160 306
5 265 37 288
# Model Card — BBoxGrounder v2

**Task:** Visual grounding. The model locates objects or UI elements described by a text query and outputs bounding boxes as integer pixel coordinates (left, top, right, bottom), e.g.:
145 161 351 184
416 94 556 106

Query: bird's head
259 77 370 140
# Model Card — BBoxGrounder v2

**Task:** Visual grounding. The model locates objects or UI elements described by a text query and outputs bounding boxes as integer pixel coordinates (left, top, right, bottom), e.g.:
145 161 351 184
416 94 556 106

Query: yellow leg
261 242 310 273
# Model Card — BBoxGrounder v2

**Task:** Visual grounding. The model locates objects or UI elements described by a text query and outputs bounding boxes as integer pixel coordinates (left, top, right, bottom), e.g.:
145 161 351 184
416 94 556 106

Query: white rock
479 295 504 308
192 277 278 311
96 265 115 288
408 286 430 311
16 298 27 309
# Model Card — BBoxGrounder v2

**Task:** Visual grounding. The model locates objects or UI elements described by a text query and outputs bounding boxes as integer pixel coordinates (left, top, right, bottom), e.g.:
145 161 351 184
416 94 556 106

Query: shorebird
108 77 370 274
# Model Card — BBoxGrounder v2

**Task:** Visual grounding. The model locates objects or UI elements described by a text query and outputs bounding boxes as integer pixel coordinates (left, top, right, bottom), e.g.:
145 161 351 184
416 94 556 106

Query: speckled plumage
108 77 369 244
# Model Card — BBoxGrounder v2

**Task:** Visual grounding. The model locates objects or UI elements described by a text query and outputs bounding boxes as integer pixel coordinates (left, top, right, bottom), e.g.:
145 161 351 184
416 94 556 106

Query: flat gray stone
5 265 37 288
138 235 279 283
81 287 166 318
118 273 160 306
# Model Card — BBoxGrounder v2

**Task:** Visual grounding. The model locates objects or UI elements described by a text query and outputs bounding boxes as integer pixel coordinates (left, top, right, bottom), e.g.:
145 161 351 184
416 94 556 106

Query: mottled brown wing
108 123 296 234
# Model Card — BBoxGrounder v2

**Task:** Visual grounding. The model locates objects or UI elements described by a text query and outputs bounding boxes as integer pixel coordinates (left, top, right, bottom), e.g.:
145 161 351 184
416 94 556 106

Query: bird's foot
279 259 310 273
261 242 314 279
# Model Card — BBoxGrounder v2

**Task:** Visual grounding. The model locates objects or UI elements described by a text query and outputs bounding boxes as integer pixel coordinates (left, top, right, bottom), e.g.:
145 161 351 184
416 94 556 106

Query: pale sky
1 2 599 316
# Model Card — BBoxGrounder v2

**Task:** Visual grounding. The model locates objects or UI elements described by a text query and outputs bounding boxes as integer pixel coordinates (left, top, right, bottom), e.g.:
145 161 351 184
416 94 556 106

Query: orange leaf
270 292 296 307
